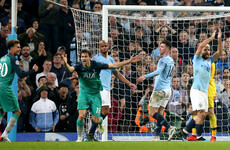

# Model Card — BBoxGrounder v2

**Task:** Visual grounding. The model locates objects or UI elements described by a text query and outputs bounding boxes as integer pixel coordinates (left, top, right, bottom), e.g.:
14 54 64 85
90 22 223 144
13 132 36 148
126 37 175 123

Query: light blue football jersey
145 55 174 91
191 55 215 93
92 53 116 91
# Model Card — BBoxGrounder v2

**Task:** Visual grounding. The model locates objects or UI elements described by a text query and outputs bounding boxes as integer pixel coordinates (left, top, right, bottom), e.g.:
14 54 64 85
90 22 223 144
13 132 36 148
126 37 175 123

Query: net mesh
70 7 230 141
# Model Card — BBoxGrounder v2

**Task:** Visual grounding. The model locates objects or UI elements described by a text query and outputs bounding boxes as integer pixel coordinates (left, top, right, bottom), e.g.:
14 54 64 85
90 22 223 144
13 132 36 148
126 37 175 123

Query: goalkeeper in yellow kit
187 62 217 141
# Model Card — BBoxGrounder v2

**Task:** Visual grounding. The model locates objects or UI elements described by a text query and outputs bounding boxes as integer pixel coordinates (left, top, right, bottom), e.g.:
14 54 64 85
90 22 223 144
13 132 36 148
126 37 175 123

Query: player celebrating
137 40 177 141
86 40 137 141
62 49 141 142
0 39 39 142
187 62 218 141
180 29 222 141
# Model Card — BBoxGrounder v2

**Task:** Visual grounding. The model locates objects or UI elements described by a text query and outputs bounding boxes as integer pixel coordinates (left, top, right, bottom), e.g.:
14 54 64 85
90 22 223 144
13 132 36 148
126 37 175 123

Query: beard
202 54 209 60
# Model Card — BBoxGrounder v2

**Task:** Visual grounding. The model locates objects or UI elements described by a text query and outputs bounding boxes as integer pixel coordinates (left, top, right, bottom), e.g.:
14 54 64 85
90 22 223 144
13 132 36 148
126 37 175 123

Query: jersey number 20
0 63 8 77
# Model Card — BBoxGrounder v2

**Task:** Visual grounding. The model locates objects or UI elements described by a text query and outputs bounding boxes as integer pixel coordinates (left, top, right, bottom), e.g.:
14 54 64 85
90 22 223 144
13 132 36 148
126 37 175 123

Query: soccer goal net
69 5 230 141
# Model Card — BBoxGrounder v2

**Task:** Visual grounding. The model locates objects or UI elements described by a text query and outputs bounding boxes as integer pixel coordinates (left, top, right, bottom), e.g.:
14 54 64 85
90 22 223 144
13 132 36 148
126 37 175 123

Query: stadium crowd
0 0 230 134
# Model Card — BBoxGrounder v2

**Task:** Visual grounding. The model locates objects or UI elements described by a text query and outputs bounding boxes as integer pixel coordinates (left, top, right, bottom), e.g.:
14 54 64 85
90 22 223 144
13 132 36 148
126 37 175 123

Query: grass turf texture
0 141 229 150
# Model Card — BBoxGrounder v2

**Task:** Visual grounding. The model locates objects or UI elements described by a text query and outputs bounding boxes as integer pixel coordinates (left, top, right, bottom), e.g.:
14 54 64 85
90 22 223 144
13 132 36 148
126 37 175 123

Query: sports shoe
85 133 98 142
210 136 216 141
98 123 104 134
152 136 160 141
197 136 206 141
0 136 10 142
187 135 197 141
180 129 189 141
167 126 177 141
76 137 83 142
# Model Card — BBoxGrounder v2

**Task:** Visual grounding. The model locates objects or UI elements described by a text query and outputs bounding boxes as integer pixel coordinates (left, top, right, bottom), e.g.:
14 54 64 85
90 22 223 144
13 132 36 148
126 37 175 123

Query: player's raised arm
61 54 75 72
196 30 216 56
108 54 142 69
213 28 223 60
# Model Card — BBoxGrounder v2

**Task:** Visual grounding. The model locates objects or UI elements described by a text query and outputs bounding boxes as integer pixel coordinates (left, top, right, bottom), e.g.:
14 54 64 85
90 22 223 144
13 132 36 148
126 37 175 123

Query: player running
0 39 38 142
62 49 141 142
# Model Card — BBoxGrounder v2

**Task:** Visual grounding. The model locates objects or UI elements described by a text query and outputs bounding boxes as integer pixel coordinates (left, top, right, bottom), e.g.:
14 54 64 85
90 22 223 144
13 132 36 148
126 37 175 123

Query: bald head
99 40 108 55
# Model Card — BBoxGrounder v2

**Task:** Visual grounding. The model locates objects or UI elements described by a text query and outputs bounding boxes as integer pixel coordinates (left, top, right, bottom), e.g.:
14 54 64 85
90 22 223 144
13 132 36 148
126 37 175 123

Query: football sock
192 128 197 135
0 113 4 125
77 119 84 139
185 118 195 133
153 113 170 136
209 115 217 136
1 113 19 138
195 124 203 137
89 114 106 135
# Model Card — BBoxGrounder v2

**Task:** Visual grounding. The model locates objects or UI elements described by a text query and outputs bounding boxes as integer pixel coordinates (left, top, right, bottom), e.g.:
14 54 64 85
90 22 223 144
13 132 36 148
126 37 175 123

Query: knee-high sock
184 118 195 133
2 113 19 138
192 128 197 135
195 124 203 137
209 115 217 137
153 113 170 136
0 113 4 125
89 114 105 135
77 119 84 139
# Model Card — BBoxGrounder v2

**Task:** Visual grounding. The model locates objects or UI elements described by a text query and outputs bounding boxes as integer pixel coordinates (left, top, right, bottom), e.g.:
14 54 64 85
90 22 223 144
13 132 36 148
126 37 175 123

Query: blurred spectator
181 102 193 128
35 59 56 88
162 0 181 18
17 77 31 132
51 53 71 83
30 41 52 72
29 86 59 132
170 47 183 75
150 35 165 63
0 25 9 58
56 0 73 47
38 0 60 54
119 11 131 34
177 30 195 64
17 0 30 28
19 44 36 72
18 27 45 52
214 69 224 94
55 83 73 132
37 76 47 91
224 37 230 56
216 50 230 71
180 72 190 90
108 75 123 132
31 18 39 31
167 77 189 115
187 23 197 48
47 72 59 89
130 26 148 53
183 64 193 78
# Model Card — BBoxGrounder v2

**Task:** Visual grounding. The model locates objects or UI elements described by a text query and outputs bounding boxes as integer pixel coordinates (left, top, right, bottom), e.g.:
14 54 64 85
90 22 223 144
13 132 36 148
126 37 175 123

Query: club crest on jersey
83 73 95 78
15 60 19 65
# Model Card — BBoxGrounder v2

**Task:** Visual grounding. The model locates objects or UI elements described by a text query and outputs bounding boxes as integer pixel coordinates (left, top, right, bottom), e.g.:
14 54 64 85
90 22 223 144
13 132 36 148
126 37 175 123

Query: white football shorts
190 88 208 112
149 88 171 108
100 89 111 108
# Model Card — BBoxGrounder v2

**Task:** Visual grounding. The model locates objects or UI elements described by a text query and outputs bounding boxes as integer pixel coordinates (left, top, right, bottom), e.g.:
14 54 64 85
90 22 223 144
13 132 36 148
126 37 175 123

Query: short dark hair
94 1 103 8
80 49 92 58
7 39 20 49
38 76 47 83
161 40 172 50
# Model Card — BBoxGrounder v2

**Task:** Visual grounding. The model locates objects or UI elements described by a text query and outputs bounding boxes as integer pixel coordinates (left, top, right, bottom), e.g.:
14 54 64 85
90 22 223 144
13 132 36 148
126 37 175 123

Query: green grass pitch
0 141 229 150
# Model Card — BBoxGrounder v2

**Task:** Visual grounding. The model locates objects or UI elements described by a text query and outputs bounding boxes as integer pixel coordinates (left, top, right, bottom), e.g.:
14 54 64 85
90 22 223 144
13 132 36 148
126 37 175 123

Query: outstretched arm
108 55 142 69
137 62 165 83
196 30 216 56
213 28 223 60
61 54 75 72
113 71 137 91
